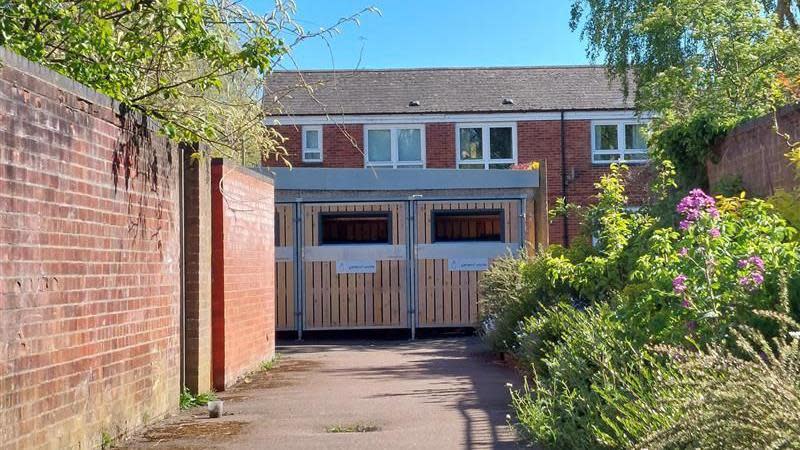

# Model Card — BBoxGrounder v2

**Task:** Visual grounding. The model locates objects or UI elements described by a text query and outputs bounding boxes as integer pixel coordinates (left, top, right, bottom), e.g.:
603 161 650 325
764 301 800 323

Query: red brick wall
270 118 651 246
0 50 180 448
708 105 799 197
426 123 456 168
270 124 363 168
211 160 275 390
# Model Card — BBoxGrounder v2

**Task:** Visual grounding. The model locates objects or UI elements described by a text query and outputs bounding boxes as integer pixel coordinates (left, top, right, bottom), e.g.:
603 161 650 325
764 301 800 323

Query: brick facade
1 50 181 448
270 119 651 246
708 105 799 197
210 160 276 390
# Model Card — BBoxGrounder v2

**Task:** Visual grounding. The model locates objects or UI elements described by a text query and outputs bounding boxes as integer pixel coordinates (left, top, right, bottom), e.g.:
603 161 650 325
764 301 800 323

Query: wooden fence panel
275 203 296 330
415 200 520 327
302 202 408 330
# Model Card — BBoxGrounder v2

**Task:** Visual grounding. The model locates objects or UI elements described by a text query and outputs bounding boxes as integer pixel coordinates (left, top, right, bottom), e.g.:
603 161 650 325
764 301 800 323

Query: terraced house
258 67 652 336
265 66 652 246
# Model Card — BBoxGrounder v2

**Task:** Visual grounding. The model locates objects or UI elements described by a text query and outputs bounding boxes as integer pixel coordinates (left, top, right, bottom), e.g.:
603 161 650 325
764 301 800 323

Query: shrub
479 250 571 353
511 304 648 450
497 166 800 449
625 192 800 346
639 318 800 449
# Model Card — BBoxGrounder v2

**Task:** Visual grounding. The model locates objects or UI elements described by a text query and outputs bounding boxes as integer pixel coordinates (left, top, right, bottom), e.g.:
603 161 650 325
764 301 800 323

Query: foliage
179 386 217 410
570 0 800 186
0 0 374 163
625 192 799 346
511 304 656 449
479 251 570 353
649 115 733 189
637 311 800 449
711 174 745 197
482 165 800 449
259 353 281 371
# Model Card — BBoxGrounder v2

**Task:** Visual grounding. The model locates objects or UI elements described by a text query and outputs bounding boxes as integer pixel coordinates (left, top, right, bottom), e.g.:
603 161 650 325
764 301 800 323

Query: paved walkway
123 337 523 449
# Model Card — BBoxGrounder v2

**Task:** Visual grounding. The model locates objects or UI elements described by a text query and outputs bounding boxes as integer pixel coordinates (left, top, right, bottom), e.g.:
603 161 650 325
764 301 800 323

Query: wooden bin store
264 167 547 337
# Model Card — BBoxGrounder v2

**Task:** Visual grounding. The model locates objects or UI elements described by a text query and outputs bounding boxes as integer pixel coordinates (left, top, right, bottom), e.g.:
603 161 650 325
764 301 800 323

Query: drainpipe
560 111 569 246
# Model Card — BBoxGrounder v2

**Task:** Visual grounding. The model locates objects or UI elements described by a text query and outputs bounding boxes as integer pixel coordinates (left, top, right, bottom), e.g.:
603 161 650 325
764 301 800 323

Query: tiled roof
264 66 632 116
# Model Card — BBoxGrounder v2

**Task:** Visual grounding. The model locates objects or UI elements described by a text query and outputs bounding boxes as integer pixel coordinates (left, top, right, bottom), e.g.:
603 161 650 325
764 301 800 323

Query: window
456 123 517 169
319 212 391 245
591 121 648 164
432 210 503 242
302 126 323 162
364 125 425 168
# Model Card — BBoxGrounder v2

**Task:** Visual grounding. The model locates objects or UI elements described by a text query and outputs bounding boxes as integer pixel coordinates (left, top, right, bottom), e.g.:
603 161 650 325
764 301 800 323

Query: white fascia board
266 110 653 126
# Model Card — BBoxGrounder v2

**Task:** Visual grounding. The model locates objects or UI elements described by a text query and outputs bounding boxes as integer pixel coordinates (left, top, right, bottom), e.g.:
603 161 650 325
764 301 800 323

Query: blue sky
245 0 590 70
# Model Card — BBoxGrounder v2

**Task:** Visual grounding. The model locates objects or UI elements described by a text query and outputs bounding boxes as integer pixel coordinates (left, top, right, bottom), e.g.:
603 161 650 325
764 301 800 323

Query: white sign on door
448 258 490 272
336 260 377 274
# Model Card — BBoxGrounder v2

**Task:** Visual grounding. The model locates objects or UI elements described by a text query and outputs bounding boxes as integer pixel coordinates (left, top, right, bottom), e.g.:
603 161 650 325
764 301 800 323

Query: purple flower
737 255 766 291
676 189 719 231
673 274 688 294
739 272 765 291
678 247 689 257
708 228 720 238
681 298 692 309
687 320 697 332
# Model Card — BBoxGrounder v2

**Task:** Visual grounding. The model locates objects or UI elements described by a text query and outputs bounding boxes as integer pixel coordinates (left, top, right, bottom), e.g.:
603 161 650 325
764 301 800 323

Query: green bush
486 164 800 449
511 304 653 449
479 251 570 353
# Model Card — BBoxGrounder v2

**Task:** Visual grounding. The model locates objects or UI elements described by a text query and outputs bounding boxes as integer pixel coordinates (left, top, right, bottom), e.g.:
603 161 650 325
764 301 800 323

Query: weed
259 353 281 371
179 386 217 410
100 431 114 449
325 423 380 433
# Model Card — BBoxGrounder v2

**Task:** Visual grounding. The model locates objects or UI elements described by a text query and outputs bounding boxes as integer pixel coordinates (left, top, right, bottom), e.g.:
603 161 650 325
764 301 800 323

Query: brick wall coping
716 103 800 145
258 167 540 191
1 46 164 133
211 158 275 185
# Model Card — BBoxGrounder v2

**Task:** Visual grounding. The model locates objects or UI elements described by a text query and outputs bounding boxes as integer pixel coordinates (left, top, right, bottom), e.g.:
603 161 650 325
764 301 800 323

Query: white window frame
455 122 518 169
591 120 649 165
301 125 323 163
363 124 426 168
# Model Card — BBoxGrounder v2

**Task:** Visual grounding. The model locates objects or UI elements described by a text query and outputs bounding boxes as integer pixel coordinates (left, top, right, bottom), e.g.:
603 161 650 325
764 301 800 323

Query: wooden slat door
275 204 296 330
302 202 408 330
415 200 521 327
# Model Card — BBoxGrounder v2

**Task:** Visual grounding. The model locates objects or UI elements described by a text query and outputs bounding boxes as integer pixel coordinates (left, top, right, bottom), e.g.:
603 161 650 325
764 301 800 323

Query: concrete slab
121 337 524 449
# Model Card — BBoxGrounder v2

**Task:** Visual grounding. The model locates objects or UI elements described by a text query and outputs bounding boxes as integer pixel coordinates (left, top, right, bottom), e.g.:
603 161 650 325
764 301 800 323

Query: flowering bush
481 164 800 449
627 191 799 345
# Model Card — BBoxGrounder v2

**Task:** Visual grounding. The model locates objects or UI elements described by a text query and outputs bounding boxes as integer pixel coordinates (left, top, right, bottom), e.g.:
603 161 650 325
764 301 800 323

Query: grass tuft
325 423 380 433
179 386 217 410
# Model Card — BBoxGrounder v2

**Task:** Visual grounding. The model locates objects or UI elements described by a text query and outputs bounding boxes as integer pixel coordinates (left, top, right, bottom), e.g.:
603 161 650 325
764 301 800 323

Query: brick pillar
182 147 213 393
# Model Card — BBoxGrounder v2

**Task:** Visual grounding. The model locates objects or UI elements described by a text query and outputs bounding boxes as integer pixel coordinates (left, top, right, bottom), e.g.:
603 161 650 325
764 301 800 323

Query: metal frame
278 195 527 340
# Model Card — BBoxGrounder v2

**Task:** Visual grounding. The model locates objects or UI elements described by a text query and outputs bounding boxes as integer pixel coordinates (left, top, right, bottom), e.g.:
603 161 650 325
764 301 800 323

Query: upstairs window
365 125 425 168
591 121 648 164
432 210 503 242
320 212 391 245
302 126 323 162
456 123 517 169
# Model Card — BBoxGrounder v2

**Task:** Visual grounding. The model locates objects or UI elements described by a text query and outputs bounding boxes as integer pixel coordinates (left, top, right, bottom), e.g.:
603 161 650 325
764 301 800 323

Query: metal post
294 200 304 341
407 198 416 340
518 197 526 253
